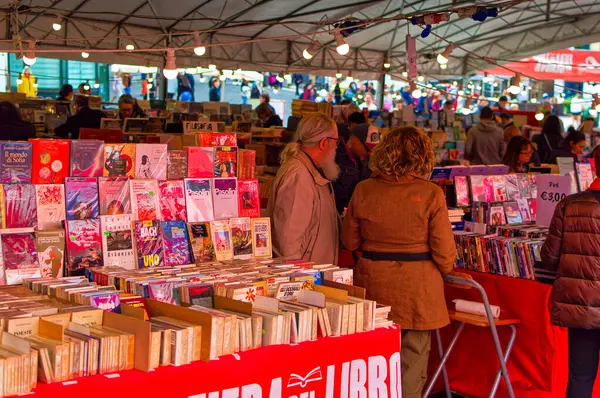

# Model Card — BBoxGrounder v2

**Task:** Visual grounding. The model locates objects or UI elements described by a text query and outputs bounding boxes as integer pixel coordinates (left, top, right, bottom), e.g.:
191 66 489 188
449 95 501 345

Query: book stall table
428 269 600 398
21 326 401 398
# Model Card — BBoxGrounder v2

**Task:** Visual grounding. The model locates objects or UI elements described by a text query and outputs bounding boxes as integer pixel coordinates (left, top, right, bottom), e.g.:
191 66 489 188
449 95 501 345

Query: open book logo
287 367 323 388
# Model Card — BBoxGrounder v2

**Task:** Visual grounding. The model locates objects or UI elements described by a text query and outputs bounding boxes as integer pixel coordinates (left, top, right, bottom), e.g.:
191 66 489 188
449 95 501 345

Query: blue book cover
65 177 100 220
161 220 192 266
430 167 452 180
0 142 32 183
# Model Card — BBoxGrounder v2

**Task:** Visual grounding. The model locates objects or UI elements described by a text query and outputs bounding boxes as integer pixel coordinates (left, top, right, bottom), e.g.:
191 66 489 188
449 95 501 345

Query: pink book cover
99 177 131 215
148 281 177 304
212 177 239 220
185 178 214 222
159 180 187 221
35 184 66 230
4 184 37 229
130 179 161 221
70 140 104 177
454 176 470 207
505 175 521 200
238 179 260 218
492 176 507 202
187 147 214 178
469 176 485 202
528 198 537 221
483 177 494 202
516 198 532 223
135 143 168 180
65 219 102 276
2 232 40 285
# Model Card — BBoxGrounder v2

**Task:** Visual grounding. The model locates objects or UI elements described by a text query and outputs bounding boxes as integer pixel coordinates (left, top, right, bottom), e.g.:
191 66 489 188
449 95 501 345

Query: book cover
200 132 237 147
210 220 233 261
89 292 120 312
158 180 187 221
469 176 485 202
65 219 102 276
65 177 99 220
483 177 494 202
167 150 188 180
504 175 521 200
237 179 260 218
516 198 532 223
134 220 164 268
238 149 256 180
188 222 215 263
103 144 136 177
148 282 177 304
454 176 470 207
0 185 4 229
185 178 214 222
251 218 272 259
30 139 70 184
161 220 193 266
212 177 238 220
214 147 238 178
2 232 40 285
489 205 507 226
0 142 32 183
98 177 131 215
130 179 161 221
135 143 168 180
35 184 66 230
518 174 532 199
503 201 523 225
35 230 65 278
231 217 252 260
492 176 507 202
70 140 104 177
4 184 37 228
576 163 594 191
529 175 538 198
186 284 214 307
187 147 214 178
100 214 135 269
528 198 537 221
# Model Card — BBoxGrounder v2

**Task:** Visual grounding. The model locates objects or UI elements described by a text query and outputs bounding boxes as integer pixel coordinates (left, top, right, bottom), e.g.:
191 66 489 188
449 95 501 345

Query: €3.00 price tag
536 175 572 226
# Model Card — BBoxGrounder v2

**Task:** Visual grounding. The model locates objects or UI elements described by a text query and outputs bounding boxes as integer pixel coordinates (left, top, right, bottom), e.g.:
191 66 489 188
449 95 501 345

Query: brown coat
267 151 339 265
341 175 456 330
503 123 521 143
541 189 600 329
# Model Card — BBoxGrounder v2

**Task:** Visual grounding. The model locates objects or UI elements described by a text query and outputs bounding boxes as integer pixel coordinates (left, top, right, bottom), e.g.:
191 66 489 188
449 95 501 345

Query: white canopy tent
1 0 600 80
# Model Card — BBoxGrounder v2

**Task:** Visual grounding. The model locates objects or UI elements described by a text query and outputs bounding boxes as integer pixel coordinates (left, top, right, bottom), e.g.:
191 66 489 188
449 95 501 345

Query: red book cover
214 146 238 178
238 179 260 218
199 132 237 147
1 232 40 285
238 149 256 180
4 184 37 228
30 139 70 184
158 180 187 221
187 147 213 178
130 179 160 221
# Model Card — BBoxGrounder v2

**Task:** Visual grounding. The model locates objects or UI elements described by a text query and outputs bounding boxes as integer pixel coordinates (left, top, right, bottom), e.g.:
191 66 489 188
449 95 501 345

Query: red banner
480 49 600 82
23 326 401 398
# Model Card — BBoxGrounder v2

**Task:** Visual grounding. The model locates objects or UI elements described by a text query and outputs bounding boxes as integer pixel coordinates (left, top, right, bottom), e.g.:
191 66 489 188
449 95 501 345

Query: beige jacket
267 151 339 265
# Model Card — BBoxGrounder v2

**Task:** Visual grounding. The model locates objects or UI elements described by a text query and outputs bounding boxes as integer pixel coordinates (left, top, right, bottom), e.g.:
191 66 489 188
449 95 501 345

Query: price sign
536 175 572 226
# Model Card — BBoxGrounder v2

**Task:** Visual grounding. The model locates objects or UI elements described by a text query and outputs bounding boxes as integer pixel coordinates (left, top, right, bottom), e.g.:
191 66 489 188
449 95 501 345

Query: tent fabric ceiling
1 0 600 80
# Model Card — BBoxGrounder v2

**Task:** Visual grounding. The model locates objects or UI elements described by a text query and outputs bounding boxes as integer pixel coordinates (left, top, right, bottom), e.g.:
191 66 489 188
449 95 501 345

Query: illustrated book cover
161 220 193 266
65 219 102 276
167 150 188 180
100 214 135 269
231 217 252 260
214 146 238 178
1 231 40 285
188 222 215 263
30 139 70 184
35 184 66 230
34 230 65 278
130 179 161 221
237 179 260 218
503 201 523 225
133 220 164 268
251 218 272 259
4 184 37 228
70 140 104 177
187 147 214 178
65 177 99 220
103 143 136 177
185 178 214 222
210 220 233 261
158 180 187 221
98 177 131 215
0 142 32 183
454 176 470 207
135 143 168 180
212 177 238 220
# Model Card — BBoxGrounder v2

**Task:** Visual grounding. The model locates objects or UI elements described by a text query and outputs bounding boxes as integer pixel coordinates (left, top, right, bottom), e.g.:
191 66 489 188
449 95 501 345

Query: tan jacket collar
295 151 330 186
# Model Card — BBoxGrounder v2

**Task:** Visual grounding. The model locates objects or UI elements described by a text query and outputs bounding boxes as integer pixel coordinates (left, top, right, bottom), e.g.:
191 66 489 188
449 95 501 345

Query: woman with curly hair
341 126 456 398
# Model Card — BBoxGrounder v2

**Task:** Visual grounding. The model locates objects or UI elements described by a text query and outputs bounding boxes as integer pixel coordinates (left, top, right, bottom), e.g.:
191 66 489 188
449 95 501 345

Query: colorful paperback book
103 143 136 177
35 230 65 278
503 201 523 225
89 292 120 311
483 177 494 202
516 198 532 223
135 143 168 180
200 132 237 147
130 179 161 221
454 176 470 207
35 184 66 230
0 142 32 183
576 163 594 191
167 150 188 180
4 184 37 228
187 147 214 178
214 146 238 178
70 140 104 177
210 220 233 261
492 176 507 202
237 179 260 218
518 174 532 199
161 220 193 266
237 149 256 180
212 177 238 220
100 214 135 269
231 217 252 260
469 176 485 202
134 220 164 268
30 139 70 184
251 218 272 259
65 177 99 220
65 219 102 276
185 178 214 222
99 177 131 215
505 175 521 200
158 180 187 221
529 175 538 198
148 282 177 304
1 232 40 285
188 222 215 263
528 198 537 221
489 205 507 226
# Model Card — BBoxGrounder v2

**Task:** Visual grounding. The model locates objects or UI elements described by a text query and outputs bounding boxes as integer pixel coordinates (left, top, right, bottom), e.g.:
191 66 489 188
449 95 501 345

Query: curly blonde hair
370 126 434 178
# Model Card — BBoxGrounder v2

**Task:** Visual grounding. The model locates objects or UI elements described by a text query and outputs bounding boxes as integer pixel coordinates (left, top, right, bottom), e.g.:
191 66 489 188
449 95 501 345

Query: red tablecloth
430 270 600 398
23 326 401 398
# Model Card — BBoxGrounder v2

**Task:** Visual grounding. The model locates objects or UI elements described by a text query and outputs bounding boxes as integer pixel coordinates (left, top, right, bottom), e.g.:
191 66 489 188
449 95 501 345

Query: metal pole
378 73 385 109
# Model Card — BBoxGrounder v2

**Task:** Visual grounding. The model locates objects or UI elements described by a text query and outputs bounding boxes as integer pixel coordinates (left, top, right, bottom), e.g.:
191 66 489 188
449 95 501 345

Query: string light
508 73 521 95
83 82 90 91
303 42 319 60
93 80 100 89
440 63 447 70
417 75 424 82
410 81 422 98
437 43 455 64
534 104 544 120
335 34 350 56
162 48 178 80
22 41 36 66
335 71 343 79
125 44 135 51
219 73 227 81
81 51 89 59
52 18 62 31
452 81 458 86
208 64 216 70
462 96 472 115
276 74 284 83
383 56 391 69
147 83 153 89
193 32 206 56
401 71 408 78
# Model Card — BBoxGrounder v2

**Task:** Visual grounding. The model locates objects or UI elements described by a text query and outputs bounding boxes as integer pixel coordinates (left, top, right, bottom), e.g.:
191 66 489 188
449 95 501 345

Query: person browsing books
551 130 586 163
54 95 106 139
532 115 563 163
465 106 506 165
267 112 340 264
341 126 455 398
118 94 146 119
502 136 540 173
255 103 282 128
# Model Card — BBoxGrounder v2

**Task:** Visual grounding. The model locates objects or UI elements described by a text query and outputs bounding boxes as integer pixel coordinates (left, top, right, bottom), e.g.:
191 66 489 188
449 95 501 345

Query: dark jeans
568 328 600 398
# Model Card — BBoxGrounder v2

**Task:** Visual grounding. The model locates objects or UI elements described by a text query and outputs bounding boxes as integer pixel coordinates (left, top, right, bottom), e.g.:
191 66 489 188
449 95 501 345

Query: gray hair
280 112 337 164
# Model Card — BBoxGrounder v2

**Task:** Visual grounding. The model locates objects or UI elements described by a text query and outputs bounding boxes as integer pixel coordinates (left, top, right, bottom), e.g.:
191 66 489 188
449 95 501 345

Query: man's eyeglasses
325 137 340 144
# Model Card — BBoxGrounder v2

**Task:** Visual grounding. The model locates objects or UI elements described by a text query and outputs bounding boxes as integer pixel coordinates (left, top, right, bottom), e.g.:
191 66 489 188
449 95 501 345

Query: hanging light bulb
440 63 447 70
452 81 458 86
335 71 343 79
531 98 537 103
208 64 216 71
493 82 499 87
199 74 206 83
219 73 226 81
81 51 89 59
417 75 425 82
162 48 178 80
437 43 455 65
32 80 38 88
83 82 90 91
461 107 471 115
335 34 350 56
93 80 100 89
193 32 206 56
276 74 284 83
410 81 422 99
462 96 473 115
535 104 544 121
401 71 408 78
508 73 521 95
126 44 135 51
383 56 391 69
52 18 62 31
303 42 319 60
22 41 36 66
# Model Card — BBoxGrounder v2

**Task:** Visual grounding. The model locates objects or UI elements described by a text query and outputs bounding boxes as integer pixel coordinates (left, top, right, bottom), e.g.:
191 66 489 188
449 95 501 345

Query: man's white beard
321 149 341 182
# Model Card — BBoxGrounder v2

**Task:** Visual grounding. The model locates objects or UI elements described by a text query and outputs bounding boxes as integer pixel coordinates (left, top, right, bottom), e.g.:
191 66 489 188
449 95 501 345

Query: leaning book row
470 199 537 226
455 174 538 207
